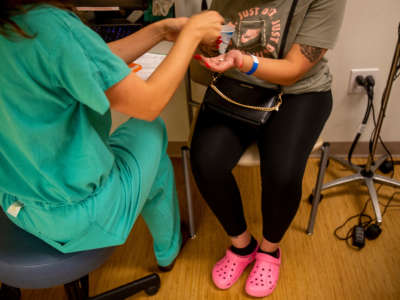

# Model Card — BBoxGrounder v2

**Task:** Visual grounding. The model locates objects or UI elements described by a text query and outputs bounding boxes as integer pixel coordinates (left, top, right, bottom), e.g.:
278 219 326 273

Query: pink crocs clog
245 248 281 297
212 247 258 290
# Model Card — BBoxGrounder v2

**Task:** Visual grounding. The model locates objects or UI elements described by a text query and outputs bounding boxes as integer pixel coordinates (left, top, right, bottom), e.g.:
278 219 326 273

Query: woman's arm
107 18 188 63
105 11 224 121
240 44 327 86
197 43 327 86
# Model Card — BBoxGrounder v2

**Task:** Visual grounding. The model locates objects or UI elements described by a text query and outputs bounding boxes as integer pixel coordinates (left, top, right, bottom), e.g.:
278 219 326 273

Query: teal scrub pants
1 117 182 267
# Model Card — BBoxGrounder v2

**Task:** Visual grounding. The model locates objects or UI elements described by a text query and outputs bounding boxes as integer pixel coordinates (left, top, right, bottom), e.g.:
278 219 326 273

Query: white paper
133 53 167 80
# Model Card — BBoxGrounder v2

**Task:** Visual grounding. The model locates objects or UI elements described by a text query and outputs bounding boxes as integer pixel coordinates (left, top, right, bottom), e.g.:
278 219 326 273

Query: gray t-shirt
210 0 346 94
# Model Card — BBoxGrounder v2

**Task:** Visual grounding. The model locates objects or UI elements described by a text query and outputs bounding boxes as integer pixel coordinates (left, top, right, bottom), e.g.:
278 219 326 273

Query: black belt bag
203 75 282 127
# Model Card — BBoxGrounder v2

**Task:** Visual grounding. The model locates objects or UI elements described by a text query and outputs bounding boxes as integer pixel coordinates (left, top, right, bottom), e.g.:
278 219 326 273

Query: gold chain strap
209 74 283 112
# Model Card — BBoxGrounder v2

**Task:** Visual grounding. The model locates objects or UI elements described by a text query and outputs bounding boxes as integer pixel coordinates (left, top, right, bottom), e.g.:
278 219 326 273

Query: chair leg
64 275 89 300
306 142 330 235
181 146 196 238
0 283 21 300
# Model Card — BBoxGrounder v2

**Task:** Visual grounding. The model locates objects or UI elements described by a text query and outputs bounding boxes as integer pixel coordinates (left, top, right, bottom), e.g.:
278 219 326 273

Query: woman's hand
159 17 189 42
194 50 244 73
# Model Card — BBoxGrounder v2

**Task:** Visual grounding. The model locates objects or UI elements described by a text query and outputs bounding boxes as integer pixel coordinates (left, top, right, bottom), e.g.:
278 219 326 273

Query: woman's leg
257 91 333 249
190 106 256 240
109 117 181 267
191 107 261 290
243 91 332 297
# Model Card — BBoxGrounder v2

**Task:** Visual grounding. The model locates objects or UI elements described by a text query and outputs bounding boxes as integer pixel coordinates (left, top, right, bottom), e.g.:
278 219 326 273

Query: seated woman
0 0 223 271
190 0 346 297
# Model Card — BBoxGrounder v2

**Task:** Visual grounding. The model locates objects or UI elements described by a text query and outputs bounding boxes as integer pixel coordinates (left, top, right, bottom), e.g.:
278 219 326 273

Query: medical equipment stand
307 23 400 234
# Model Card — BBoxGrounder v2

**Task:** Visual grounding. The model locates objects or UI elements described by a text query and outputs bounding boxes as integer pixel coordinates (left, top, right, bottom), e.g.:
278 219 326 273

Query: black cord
394 57 400 81
369 98 395 168
333 165 399 250
334 199 373 250
347 78 374 166
380 192 400 217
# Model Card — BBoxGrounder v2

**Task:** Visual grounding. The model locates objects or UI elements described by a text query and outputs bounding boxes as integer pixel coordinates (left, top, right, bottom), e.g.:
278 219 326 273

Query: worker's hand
160 17 188 42
183 10 224 46
194 49 244 73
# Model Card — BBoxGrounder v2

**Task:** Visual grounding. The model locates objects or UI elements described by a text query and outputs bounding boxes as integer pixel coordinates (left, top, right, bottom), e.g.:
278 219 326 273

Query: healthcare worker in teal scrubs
0 1 223 269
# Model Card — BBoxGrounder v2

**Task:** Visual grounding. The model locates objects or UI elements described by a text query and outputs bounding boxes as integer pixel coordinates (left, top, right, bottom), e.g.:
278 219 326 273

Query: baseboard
168 141 400 158
310 141 400 158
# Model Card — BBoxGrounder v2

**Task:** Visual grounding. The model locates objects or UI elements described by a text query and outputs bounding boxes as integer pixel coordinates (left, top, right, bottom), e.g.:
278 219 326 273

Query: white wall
325 0 400 142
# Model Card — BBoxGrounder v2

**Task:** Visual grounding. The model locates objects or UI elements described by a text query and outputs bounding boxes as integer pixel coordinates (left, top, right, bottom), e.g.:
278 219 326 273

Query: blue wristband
245 55 259 75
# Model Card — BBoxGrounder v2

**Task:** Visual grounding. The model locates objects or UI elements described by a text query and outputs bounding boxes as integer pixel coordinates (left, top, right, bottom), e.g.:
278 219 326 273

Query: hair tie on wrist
245 55 259 75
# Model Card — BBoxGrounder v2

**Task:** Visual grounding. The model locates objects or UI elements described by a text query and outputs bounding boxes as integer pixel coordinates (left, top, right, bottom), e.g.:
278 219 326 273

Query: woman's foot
212 246 258 290
245 248 281 297
211 235 258 290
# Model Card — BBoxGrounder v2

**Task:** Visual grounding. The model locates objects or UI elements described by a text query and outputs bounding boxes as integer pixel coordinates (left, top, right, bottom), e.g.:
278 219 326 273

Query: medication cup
219 24 235 54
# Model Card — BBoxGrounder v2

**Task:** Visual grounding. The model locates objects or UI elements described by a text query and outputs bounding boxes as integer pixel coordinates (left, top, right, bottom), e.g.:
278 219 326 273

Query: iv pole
307 23 400 234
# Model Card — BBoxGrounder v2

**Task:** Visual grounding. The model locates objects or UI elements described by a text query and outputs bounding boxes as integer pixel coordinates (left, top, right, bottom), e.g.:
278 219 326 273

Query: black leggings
190 90 332 243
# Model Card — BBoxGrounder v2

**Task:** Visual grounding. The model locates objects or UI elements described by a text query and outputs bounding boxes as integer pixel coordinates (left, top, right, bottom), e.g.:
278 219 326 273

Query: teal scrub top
0 6 131 208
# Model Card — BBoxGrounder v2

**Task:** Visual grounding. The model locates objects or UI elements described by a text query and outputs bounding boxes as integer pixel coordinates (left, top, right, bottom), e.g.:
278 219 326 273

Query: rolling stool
0 209 160 300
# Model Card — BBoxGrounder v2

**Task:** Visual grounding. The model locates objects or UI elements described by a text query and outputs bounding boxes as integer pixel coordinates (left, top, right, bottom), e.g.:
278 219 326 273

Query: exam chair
181 60 325 238
0 209 160 300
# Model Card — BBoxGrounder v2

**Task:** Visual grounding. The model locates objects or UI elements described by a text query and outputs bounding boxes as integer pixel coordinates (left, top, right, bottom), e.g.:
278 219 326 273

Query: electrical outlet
348 68 379 94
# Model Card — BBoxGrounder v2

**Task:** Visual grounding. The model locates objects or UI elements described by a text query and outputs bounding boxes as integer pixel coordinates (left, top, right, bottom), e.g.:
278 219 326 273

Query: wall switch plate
348 68 379 94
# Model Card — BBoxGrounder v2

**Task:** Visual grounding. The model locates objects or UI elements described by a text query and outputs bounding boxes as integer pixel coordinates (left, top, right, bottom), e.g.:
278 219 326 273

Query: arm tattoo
300 45 324 63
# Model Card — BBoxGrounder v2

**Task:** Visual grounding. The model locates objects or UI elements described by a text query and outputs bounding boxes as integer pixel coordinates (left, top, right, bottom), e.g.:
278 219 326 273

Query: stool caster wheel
0 284 21 300
145 285 160 296
308 194 324 204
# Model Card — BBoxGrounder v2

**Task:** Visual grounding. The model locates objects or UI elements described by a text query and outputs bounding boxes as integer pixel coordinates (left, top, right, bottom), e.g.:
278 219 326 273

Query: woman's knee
189 143 212 176
262 163 303 194
190 139 234 178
